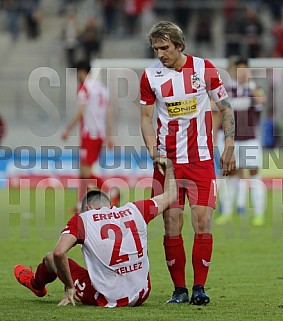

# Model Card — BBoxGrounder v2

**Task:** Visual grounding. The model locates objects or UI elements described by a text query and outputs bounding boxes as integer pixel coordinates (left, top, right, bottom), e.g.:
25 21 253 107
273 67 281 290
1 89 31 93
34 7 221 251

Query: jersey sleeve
204 60 228 102
61 214 85 244
140 70 156 105
133 199 159 224
77 84 88 105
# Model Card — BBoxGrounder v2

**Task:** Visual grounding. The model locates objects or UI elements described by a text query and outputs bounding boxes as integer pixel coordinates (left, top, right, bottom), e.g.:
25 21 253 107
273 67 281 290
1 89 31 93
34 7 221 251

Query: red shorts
67 259 151 307
151 159 217 209
80 136 103 166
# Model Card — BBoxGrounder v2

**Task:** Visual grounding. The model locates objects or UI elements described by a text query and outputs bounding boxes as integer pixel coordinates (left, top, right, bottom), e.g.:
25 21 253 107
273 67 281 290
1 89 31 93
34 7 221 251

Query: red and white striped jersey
78 77 109 139
61 199 159 307
140 55 228 164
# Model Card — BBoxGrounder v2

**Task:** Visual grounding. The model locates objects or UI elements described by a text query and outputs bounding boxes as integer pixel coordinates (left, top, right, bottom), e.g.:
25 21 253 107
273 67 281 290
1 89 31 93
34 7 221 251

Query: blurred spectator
0 114 6 146
123 0 155 36
141 0 155 36
271 16 283 57
265 0 283 20
62 10 80 67
3 0 23 41
240 7 264 58
173 0 190 32
261 109 277 148
224 0 240 18
23 0 41 40
194 11 212 45
224 9 242 57
215 58 267 226
123 0 140 36
58 0 81 16
80 17 102 64
101 0 118 37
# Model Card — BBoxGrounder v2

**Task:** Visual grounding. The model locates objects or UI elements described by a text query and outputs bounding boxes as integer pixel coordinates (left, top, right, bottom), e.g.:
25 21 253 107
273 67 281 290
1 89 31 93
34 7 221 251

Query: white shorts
234 139 262 169
215 131 261 169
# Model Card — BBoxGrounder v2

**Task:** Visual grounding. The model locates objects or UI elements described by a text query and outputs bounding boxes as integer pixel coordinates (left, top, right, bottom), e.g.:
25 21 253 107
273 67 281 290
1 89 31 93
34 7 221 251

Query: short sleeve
204 60 228 102
61 214 85 244
140 70 156 105
133 199 159 224
77 84 88 105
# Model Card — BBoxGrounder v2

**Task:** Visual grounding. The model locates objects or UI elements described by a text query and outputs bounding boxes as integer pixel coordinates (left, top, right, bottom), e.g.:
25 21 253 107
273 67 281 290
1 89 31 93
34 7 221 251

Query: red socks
192 233 213 286
31 260 57 290
163 235 186 288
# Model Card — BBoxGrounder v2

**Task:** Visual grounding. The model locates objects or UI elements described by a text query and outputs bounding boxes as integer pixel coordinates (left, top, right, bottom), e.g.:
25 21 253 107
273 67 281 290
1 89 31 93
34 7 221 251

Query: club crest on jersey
191 72 201 89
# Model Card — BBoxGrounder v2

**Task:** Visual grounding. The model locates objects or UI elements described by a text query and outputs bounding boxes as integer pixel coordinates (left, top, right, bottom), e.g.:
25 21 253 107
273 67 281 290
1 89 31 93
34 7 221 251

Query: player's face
152 37 182 69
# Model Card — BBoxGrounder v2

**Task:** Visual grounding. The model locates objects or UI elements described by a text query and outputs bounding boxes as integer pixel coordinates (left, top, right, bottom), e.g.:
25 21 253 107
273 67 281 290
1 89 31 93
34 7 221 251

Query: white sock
237 179 248 209
217 176 238 216
249 175 267 217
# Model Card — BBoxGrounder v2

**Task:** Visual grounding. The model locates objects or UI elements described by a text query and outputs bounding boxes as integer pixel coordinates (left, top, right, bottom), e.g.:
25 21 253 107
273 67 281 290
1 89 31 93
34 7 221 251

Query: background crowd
0 0 282 149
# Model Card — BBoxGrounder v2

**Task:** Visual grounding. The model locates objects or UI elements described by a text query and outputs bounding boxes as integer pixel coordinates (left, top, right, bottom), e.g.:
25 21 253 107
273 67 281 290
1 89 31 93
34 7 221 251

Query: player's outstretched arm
141 103 167 174
141 104 157 157
152 159 177 213
62 104 85 140
216 98 236 176
53 234 78 306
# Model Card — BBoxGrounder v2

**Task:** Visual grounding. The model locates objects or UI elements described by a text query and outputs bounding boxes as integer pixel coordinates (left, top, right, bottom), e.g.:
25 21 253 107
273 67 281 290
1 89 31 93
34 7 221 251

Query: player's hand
58 287 78 307
166 158 173 169
61 130 69 141
220 146 236 176
105 136 114 149
152 154 167 175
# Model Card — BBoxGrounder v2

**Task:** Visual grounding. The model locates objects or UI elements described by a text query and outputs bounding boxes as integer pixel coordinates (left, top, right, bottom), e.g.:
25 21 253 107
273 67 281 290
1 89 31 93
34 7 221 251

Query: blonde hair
147 21 185 51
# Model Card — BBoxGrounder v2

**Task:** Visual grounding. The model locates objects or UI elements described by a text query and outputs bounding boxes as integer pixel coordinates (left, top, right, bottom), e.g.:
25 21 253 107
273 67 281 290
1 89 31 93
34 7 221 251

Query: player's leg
79 137 120 209
186 160 216 305
163 207 188 303
215 173 237 224
78 137 105 210
237 168 248 215
151 165 188 303
249 168 266 226
215 138 241 224
42 254 99 305
246 139 266 225
133 275 151 306
14 252 57 297
63 258 99 305
215 167 241 225
190 205 213 305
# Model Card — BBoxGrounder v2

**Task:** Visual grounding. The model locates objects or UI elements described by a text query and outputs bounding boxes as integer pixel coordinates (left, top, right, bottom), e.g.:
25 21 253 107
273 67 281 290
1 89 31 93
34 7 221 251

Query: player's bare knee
164 218 183 236
197 216 212 233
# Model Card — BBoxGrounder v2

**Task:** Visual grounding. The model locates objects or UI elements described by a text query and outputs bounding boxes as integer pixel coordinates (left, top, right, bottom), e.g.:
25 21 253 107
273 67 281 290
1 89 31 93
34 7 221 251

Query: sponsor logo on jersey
165 98 197 117
155 70 164 77
191 72 201 89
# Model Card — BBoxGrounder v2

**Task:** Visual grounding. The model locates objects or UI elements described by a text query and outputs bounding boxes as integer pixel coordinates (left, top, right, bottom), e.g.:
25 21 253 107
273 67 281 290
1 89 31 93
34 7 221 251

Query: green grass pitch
0 187 283 321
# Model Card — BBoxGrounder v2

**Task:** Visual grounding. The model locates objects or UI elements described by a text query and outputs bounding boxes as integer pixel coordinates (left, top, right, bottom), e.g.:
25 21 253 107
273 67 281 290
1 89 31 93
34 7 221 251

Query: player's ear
175 43 183 52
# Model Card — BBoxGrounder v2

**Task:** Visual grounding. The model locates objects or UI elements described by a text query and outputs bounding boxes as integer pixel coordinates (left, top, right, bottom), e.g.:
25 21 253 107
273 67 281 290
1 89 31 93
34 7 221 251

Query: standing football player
140 21 236 304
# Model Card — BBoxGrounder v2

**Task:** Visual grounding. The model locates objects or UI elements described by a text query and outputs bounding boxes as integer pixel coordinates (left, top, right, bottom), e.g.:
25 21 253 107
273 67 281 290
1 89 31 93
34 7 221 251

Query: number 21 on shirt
100 220 143 266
